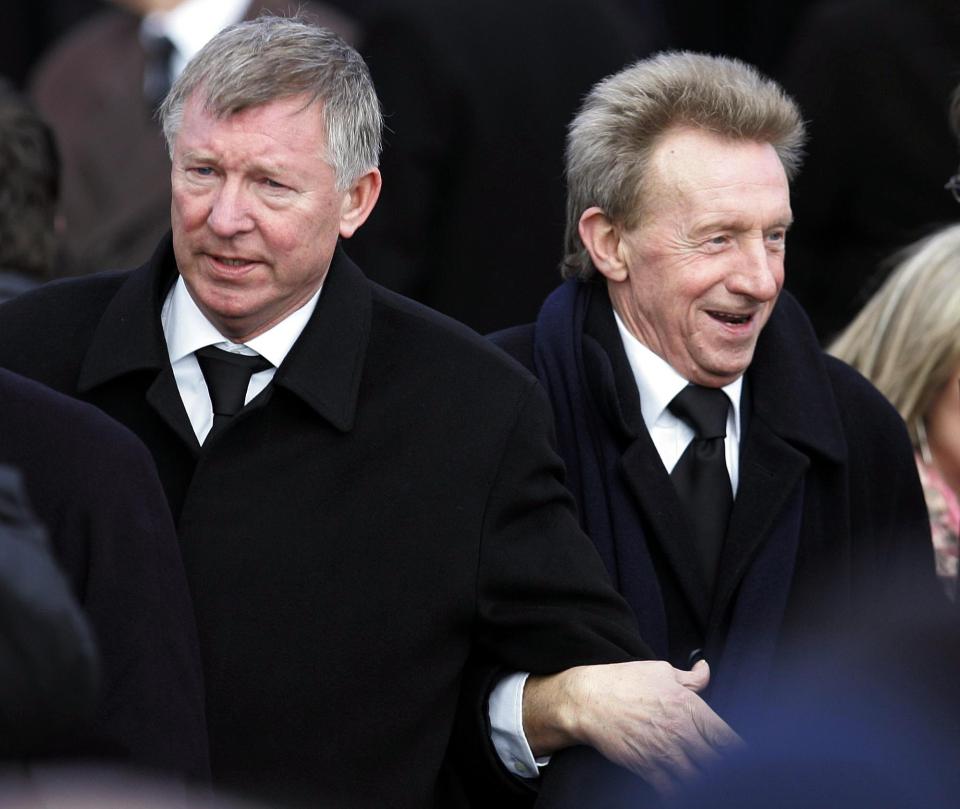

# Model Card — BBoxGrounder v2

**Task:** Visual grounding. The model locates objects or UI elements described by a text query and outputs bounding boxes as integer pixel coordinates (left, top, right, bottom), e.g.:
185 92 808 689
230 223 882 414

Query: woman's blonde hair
830 223 960 446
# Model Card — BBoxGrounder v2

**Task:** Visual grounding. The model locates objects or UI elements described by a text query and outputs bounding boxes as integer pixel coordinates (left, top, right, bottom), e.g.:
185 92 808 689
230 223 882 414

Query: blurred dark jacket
0 462 97 757
0 366 208 778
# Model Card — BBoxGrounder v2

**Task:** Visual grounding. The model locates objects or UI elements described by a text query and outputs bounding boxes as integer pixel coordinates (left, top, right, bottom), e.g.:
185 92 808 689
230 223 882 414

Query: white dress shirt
613 310 743 492
141 0 250 81
160 276 321 443
490 307 747 779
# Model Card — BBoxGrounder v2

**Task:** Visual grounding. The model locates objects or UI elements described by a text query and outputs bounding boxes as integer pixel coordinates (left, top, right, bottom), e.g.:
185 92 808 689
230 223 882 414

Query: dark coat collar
78 234 371 433
747 291 847 464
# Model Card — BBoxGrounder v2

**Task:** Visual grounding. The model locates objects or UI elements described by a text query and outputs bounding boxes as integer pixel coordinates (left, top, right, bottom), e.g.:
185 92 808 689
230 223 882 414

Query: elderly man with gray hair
492 52 939 805
0 17 751 809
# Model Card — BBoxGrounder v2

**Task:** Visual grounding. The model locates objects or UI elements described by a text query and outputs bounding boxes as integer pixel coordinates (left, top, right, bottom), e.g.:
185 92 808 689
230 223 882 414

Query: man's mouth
707 310 753 326
211 255 254 266
205 253 260 272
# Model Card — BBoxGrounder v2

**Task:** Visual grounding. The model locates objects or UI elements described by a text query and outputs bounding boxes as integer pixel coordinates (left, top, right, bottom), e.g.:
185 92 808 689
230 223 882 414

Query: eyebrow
178 150 290 178
692 214 794 235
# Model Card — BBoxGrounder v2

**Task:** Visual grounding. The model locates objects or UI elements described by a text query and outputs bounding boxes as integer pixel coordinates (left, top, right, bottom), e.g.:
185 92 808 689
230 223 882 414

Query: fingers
672 660 741 751
690 699 743 752
674 658 710 692
619 726 704 795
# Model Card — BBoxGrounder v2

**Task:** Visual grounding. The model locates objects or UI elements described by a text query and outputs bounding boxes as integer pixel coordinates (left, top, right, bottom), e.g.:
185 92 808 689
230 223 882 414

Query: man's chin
689 352 755 387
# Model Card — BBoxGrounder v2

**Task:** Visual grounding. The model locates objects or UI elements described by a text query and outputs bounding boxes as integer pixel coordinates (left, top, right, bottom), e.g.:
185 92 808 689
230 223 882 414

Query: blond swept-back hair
562 51 806 280
830 223 960 447
159 15 381 190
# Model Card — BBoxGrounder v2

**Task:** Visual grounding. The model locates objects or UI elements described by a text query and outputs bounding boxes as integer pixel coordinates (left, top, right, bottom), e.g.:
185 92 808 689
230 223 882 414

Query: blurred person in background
0 0 103 89
831 223 960 601
28 0 356 276
778 0 960 342
0 79 59 302
348 0 662 334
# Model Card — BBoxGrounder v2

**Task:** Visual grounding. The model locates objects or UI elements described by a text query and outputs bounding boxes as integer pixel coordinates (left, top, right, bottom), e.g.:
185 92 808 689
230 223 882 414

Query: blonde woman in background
831 223 960 599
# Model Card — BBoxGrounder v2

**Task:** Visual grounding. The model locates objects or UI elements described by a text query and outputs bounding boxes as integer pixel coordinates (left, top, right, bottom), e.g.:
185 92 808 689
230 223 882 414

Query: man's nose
207 180 255 236
728 239 781 301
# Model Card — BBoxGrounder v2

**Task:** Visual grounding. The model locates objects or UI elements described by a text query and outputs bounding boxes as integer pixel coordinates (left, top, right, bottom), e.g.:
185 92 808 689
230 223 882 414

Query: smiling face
609 127 792 387
170 92 375 342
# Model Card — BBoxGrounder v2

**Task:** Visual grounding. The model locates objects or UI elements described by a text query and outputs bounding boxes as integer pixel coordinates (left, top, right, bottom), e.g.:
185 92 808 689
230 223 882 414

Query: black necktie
142 33 175 111
195 346 272 441
668 384 733 589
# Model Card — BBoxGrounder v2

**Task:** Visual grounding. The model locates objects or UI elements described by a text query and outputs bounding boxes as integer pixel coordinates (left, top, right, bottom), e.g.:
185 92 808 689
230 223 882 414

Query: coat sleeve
446 379 651 805
475 378 649 669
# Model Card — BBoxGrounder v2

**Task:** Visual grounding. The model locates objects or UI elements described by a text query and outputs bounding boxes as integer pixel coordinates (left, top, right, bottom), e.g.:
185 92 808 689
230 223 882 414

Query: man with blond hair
492 52 938 805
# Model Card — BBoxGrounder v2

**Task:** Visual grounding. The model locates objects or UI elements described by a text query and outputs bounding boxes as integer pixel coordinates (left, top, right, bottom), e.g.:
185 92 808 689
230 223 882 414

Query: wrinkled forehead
640 128 791 216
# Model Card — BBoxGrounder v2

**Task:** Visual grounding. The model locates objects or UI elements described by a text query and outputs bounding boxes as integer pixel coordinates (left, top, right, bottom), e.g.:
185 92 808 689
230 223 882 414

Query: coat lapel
76 234 200 452
709 414 809 636
619 440 712 627
582 287 711 627
709 292 848 643
272 245 371 433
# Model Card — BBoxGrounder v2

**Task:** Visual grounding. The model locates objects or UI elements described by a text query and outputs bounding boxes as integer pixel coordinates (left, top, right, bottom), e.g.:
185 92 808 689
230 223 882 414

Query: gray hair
562 51 806 280
159 15 381 189
830 223 960 447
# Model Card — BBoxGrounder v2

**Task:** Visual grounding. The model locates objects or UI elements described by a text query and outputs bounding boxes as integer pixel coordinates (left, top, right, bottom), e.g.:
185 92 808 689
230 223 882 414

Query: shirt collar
141 0 249 77
160 275 322 369
612 309 743 439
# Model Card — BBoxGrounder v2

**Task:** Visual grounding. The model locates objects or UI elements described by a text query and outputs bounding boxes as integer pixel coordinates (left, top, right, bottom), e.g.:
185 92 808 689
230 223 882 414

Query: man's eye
263 178 287 189
190 167 215 177
707 235 729 247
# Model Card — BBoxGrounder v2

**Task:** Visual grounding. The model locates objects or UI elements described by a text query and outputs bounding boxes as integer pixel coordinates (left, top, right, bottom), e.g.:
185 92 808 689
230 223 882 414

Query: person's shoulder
823 354 904 425
0 367 165 526
0 272 128 374
822 354 917 469
3 270 127 312
0 367 146 461
487 324 536 372
368 282 539 387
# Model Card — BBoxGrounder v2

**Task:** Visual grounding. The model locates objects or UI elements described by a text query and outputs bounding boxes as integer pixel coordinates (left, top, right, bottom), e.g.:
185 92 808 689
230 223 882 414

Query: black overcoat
0 237 644 808
0 368 208 776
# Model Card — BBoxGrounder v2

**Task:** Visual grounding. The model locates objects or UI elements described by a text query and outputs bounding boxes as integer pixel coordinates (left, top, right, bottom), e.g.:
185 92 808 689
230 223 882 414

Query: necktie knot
195 345 272 420
668 384 729 439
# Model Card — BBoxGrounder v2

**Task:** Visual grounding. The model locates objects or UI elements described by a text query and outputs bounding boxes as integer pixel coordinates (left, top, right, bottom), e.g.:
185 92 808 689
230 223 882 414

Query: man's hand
522 659 741 794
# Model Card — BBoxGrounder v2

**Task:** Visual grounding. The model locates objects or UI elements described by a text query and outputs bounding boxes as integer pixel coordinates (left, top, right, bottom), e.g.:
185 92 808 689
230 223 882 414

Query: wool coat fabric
0 236 645 808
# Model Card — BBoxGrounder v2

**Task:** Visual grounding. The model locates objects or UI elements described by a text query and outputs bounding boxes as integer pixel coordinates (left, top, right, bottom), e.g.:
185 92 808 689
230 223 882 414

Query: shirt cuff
488 671 551 779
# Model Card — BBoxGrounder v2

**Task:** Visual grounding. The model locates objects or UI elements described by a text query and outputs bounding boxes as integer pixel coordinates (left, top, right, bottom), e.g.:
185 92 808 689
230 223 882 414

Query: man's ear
339 168 382 238
578 206 628 282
